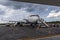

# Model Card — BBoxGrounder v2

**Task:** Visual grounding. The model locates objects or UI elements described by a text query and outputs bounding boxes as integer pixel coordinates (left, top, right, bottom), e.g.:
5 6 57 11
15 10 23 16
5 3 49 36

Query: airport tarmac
30 35 60 40
0 26 60 40
18 35 60 40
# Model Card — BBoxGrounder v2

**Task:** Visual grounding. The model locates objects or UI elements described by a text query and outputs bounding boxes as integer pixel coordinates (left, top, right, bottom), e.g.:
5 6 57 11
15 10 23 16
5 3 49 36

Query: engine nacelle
27 15 39 23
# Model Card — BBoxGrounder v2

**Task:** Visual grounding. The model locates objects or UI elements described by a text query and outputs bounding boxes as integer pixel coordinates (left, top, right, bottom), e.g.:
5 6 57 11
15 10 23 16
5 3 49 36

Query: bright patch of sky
0 0 60 23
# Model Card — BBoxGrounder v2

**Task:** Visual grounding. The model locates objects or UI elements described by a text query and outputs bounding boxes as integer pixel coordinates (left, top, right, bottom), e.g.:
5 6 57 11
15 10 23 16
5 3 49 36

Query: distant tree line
46 21 60 23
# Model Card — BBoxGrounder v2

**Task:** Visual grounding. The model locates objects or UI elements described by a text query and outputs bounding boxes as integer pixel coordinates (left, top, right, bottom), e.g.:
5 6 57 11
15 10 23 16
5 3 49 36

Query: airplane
10 15 49 28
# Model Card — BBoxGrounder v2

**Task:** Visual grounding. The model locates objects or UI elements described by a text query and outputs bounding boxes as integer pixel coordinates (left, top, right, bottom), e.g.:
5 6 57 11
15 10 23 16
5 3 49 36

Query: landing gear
30 21 40 29
30 23 35 28
15 22 23 27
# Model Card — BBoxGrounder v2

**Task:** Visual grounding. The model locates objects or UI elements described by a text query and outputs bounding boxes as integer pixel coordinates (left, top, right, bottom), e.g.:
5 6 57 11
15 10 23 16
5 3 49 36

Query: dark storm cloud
0 0 48 12
23 4 48 13
0 0 49 21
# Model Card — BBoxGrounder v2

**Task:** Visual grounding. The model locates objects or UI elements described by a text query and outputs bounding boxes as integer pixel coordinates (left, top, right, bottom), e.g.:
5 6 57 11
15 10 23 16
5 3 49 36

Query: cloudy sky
0 0 60 22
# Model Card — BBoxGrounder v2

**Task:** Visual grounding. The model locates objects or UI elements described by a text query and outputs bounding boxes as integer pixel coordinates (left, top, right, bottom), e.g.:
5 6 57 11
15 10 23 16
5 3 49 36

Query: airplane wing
12 0 60 6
